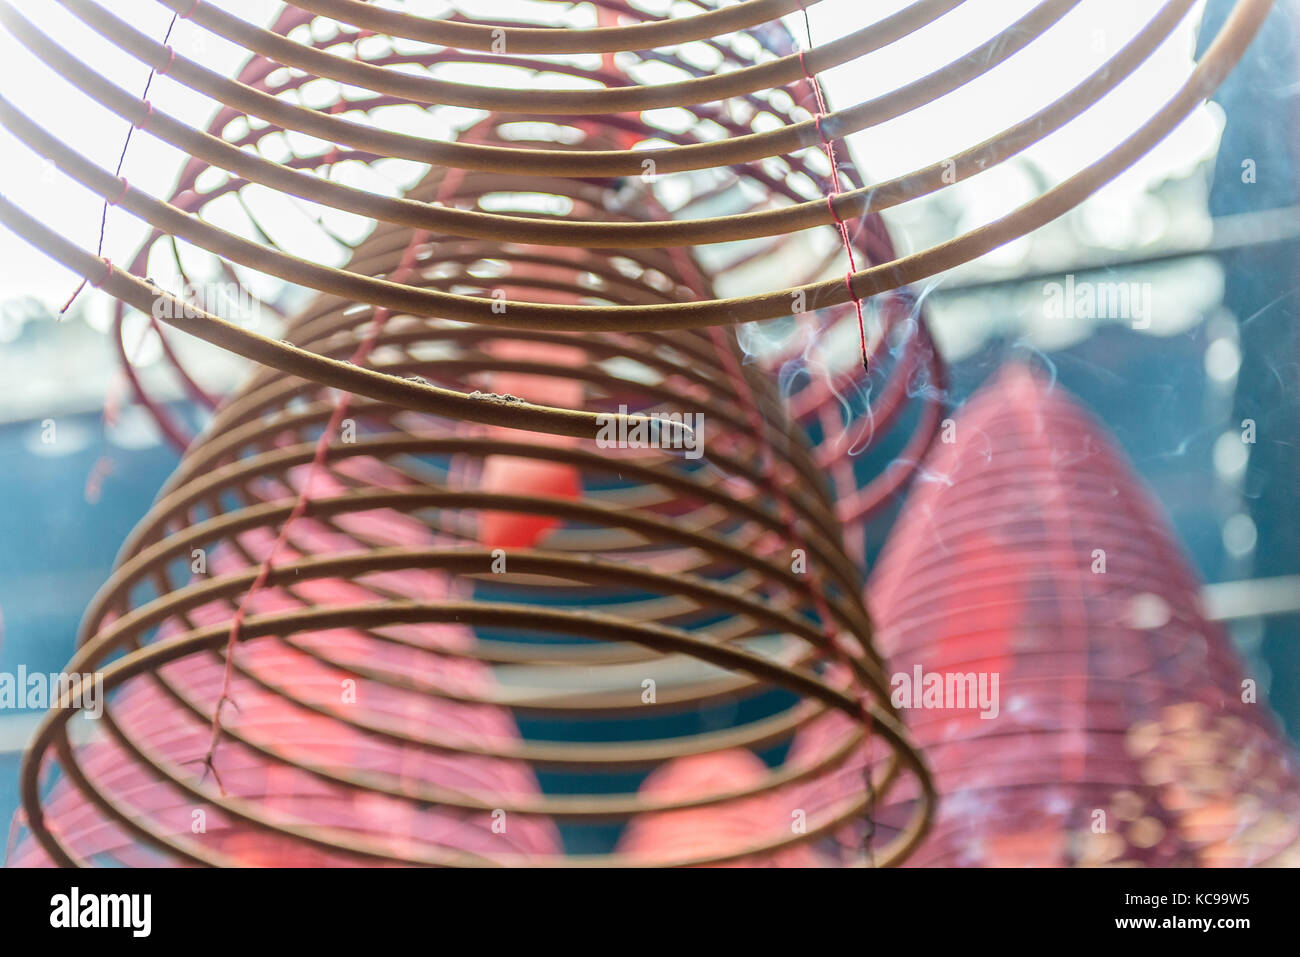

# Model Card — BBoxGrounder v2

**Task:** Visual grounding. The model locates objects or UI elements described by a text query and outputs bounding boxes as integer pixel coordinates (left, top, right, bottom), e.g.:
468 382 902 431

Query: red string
88 258 113 289
794 14 869 372
156 46 176 77
196 150 481 784
58 12 179 316
791 2 877 860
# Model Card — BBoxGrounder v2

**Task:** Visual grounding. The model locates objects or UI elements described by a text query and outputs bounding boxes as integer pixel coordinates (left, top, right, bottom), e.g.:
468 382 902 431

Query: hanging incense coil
0 0 1271 866
8 97 939 865
0 0 1273 442
9 152 929 865
793 365 1300 867
868 366 1300 867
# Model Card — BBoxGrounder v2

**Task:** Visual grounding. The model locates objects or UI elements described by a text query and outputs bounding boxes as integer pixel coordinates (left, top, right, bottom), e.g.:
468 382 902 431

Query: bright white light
1126 592 1172 630
1204 336 1242 382
1222 512 1258 556
1212 429 1249 480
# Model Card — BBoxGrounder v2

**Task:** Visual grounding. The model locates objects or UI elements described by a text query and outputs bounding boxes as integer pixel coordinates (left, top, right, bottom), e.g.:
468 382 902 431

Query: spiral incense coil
0 0 1273 442
793 365 1300 867
10 115 933 865
50 0 942 465
869 366 1300 867
9 158 929 864
0 0 1271 866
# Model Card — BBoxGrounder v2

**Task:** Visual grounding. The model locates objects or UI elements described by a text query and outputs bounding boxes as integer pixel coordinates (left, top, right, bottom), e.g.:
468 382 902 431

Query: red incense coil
793 364 1300 867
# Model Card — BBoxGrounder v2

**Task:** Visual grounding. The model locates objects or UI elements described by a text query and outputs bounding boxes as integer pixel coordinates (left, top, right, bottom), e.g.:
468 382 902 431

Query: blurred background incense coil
0 0 1278 866
790 366 1300 867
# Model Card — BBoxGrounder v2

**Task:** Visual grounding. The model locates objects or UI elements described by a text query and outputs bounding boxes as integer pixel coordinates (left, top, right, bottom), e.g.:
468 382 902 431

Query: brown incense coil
0 0 1273 442
81 0 937 455
11 148 932 866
